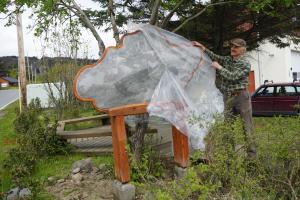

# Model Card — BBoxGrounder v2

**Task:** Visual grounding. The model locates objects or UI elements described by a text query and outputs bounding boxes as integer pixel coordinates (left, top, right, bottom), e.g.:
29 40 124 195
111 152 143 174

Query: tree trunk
212 0 226 54
69 0 106 55
130 0 162 162
129 0 161 162
149 0 161 25
108 0 120 44
131 113 149 162
160 0 184 28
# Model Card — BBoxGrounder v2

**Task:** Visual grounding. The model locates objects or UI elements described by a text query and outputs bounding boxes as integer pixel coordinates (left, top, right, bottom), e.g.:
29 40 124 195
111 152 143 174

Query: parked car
251 81 300 116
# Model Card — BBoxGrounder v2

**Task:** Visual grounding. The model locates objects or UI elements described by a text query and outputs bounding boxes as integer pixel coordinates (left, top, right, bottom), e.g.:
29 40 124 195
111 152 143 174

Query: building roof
1 76 18 84
263 81 300 87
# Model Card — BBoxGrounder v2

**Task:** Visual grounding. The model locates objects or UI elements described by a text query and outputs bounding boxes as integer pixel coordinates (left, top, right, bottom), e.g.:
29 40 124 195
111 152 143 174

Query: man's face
230 44 244 57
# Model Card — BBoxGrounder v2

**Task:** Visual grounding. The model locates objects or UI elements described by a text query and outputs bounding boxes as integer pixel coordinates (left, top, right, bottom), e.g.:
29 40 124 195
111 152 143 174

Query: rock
19 188 32 199
48 176 57 182
112 180 135 200
57 179 65 183
71 173 83 184
72 158 93 173
82 192 89 198
98 163 106 171
97 174 104 180
174 166 187 179
72 167 81 174
5 187 19 200
92 166 99 173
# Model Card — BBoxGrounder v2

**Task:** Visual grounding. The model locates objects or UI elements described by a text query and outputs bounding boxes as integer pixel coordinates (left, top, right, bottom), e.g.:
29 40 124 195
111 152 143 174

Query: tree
168 0 300 54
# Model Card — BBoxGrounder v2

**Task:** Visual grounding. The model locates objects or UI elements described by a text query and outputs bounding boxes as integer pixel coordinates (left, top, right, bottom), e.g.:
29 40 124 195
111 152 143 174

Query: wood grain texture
172 125 189 168
108 103 148 116
111 115 130 183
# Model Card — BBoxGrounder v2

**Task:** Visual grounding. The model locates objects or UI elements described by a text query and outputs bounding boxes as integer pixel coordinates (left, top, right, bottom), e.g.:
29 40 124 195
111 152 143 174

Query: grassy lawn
0 101 18 194
0 86 19 90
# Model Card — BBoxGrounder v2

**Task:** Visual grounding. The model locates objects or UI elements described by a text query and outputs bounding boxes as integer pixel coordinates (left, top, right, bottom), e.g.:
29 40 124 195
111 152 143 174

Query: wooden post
172 125 189 168
16 11 27 109
110 115 130 183
108 103 148 183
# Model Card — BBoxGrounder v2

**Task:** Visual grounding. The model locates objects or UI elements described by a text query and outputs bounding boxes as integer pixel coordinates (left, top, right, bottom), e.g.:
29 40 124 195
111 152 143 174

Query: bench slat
57 126 112 139
60 114 109 124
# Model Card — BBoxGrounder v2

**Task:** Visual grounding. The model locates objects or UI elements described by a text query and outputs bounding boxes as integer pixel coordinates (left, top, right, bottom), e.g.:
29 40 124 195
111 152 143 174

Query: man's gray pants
223 90 257 158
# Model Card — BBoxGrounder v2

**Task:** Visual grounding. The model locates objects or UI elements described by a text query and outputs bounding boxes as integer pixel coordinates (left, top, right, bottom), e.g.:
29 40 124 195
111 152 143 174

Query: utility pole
26 56 31 83
16 10 27 110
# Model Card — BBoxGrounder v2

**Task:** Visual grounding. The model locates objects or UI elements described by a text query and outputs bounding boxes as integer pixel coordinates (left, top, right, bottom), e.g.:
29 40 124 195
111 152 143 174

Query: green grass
0 86 19 90
0 101 18 194
41 103 100 122
253 115 300 130
64 120 102 131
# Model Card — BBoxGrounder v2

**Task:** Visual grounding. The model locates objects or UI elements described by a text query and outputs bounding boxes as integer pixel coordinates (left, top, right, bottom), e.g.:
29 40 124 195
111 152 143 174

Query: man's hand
211 61 223 70
192 41 206 51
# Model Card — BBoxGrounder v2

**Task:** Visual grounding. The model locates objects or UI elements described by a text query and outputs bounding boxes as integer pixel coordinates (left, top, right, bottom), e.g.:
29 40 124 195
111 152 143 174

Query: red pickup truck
251 82 300 116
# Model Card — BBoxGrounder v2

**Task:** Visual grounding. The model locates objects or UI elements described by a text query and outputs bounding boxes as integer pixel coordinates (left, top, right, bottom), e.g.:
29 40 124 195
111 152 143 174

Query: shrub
255 116 300 199
129 134 165 182
151 116 300 199
4 99 72 186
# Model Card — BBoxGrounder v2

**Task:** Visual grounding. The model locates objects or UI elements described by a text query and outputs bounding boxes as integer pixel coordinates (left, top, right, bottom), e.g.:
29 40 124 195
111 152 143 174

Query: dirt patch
46 170 114 200
45 157 176 200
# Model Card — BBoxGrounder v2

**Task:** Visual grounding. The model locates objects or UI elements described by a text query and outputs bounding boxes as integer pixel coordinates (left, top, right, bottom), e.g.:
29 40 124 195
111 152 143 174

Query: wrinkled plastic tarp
75 24 224 149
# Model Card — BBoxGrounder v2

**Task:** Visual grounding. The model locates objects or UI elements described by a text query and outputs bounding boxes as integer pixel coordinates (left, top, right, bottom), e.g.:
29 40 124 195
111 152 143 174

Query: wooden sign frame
73 31 189 183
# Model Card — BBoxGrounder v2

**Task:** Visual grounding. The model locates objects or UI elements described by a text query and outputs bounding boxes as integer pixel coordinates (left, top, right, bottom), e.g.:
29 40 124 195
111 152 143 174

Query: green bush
14 98 43 134
4 98 72 186
128 135 165 182
151 116 300 199
255 116 300 200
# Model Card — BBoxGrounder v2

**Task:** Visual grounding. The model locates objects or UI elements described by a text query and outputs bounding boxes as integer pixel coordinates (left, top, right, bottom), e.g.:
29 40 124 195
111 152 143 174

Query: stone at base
5 187 19 200
112 180 135 200
174 166 187 179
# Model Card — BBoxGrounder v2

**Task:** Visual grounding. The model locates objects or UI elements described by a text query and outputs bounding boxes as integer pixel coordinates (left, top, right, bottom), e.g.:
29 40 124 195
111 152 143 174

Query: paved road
0 89 19 110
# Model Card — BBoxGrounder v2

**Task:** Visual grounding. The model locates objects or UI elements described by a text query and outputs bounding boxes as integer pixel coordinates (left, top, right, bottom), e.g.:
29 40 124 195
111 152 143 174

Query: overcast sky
0 0 115 59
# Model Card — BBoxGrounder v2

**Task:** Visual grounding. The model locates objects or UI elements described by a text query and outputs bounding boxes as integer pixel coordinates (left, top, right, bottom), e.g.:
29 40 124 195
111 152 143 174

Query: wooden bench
57 114 111 139
56 114 164 155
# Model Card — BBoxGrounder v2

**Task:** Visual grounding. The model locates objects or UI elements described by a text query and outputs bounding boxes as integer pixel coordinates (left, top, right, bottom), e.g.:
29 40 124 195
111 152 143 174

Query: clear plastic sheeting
148 70 223 149
75 24 224 149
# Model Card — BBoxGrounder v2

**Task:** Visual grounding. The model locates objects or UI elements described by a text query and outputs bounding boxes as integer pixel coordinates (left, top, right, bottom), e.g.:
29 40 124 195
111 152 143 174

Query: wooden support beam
172 125 189 168
108 103 147 116
111 115 130 183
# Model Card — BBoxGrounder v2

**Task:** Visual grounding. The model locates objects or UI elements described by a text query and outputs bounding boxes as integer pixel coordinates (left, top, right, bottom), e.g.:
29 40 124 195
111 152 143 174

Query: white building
27 83 65 108
247 40 300 89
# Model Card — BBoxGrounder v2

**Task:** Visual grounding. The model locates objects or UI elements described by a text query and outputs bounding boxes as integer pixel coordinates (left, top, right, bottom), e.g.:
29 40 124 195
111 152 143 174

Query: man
193 38 256 158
